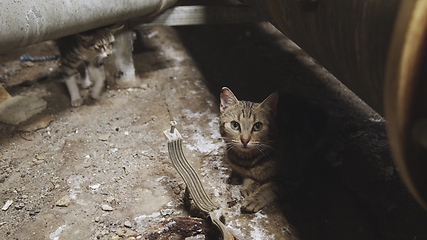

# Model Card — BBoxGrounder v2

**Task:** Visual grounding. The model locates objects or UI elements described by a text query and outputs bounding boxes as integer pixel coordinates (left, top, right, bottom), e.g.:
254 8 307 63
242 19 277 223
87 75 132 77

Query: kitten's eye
252 122 263 131
230 121 240 131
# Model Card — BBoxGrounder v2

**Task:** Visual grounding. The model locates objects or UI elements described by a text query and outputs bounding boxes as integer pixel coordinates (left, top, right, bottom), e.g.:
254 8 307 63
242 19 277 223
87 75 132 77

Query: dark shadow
175 23 427 240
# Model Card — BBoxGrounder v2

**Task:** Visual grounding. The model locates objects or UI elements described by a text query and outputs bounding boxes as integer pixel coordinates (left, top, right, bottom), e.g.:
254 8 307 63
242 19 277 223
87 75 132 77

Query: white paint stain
250 212 271 239
181 109 223 154
49 224 67 240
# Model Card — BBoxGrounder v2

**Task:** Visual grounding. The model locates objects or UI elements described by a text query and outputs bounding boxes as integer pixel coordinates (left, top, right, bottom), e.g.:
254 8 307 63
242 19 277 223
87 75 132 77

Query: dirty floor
1 23 427 240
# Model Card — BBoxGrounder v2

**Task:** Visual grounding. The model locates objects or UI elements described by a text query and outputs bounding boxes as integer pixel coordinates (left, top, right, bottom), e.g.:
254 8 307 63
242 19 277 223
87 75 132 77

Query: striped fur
219 87 304 213
57 25 122 107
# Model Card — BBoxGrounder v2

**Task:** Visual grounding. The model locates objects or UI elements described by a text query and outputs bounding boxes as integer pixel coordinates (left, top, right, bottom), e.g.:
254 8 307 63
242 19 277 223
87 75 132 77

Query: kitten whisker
225 143 236 152
95 56 106 67
254 145 273 158
259 143 275 151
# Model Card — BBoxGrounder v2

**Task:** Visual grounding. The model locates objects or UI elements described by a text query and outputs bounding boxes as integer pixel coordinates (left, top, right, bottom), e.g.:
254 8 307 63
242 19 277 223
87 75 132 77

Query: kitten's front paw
81 80 93 89
71 98 83 107
240 187 254 198
241 195 267 213
241 179 259 198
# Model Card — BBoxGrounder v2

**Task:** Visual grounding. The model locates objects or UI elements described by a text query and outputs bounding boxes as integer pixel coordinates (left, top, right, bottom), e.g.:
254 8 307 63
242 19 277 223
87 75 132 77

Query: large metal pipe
245 0 400 115
0 0 177 54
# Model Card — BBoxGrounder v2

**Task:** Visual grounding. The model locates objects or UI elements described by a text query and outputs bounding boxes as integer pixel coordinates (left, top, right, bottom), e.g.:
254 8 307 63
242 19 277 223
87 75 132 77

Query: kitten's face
79 25 123 65
91 33 115 59
219 87 278 153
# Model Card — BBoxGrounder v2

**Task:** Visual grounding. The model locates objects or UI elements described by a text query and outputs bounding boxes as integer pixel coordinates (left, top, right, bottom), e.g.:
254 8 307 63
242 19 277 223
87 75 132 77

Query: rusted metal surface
385 0 427 210
245 0 400 115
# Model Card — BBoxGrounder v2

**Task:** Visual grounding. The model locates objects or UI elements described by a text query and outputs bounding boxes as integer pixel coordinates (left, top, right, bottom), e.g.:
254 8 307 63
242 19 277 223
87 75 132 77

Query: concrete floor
0 23 426 239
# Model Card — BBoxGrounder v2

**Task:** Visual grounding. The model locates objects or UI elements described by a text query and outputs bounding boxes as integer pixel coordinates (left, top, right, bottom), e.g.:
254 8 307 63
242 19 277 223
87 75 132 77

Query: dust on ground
1 23 427 240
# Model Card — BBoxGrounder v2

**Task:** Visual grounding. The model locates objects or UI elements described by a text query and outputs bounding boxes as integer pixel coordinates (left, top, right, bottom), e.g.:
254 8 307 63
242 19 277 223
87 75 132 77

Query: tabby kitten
220 87 317 213
57 25 122 107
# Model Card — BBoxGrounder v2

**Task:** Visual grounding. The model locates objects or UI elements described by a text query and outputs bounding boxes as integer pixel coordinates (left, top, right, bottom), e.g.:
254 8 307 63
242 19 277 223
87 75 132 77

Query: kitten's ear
77 33 94 43
259 92 279 115
220 87 239 112
108 24 125 34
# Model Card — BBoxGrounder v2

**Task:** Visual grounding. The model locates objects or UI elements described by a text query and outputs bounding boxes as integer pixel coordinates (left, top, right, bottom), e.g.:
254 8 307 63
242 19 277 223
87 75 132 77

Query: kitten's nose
241 138 250 147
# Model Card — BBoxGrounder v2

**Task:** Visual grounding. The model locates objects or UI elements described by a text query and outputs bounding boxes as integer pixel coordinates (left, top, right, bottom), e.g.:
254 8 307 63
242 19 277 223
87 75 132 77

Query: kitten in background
57 25 123 107
219 87 327 212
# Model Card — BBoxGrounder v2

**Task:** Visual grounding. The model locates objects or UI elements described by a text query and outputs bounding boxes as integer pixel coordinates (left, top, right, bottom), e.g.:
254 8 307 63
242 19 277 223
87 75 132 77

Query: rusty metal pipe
245 0 400 115
0 0 177 54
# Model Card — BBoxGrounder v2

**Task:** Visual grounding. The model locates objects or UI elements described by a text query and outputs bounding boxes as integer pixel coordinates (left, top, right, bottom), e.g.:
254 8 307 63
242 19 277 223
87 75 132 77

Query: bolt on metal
170 121 177 133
